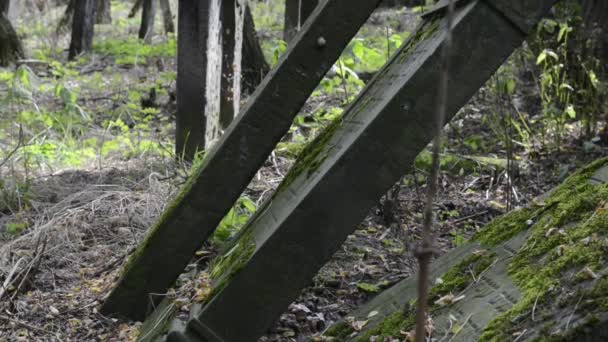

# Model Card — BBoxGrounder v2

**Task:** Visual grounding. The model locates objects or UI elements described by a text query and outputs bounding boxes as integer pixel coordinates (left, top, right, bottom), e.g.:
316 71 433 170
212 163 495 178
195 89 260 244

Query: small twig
0 125 24 169
512 329 528 342
532 292 541 321
565 295 583 331
447 314 473 342
0 257 25 301
0 314 48 334
414 2 455 341
452 210 488 225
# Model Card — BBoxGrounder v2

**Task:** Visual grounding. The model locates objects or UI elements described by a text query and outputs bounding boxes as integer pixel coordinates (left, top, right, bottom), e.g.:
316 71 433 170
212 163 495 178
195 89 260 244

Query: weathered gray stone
590 165 608 185
156 1 556 341
326 159 608 341
101 0 383 321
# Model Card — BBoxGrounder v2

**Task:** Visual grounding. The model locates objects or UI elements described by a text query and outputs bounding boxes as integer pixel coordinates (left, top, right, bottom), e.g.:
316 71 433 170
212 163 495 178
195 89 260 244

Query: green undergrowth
94 36 176 65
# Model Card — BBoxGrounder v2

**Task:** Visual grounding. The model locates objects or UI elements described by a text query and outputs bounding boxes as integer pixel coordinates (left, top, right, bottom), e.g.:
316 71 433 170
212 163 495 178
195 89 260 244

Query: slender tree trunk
0 11 23 66
129 0 143 18
138 0 156 42
283 0 318 43
203 0 222 146
159 0 174 33
581 0 608 62
241 3 269 93
0 0 9 15
96 0 111 24
219 0 239 129
69 0 96 60
176 0 212 159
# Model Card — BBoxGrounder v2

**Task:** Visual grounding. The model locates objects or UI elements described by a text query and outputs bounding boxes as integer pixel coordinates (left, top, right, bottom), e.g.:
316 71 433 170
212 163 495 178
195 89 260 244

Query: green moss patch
350 250 495 341
204 229 257 302
428 250 496 303
479 158 608 340
275 116 343 194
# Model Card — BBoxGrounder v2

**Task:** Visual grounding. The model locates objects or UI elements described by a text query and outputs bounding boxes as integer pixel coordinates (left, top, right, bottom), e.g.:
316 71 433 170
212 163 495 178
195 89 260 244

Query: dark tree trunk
283 0 318 43
96 0 111 24
57 0 74 33
69 0 96 60
176 0 212 159
138 0 156 42
220 0 238 129
0 12 23 66
241 3 269 93
159 0 174 33
129 0 143 18
581 0 608 61
0 0 9 15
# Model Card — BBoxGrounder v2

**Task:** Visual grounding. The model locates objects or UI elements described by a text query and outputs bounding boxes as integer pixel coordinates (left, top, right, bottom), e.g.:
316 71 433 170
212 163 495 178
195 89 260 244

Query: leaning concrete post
101 0 383 321
149 1 557 341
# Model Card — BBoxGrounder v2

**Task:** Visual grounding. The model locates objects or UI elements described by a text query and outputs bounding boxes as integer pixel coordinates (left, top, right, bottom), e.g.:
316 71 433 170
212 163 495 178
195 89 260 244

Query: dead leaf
49 305 60 315
350 320 368 331
434 293 465 307
581 266 599 280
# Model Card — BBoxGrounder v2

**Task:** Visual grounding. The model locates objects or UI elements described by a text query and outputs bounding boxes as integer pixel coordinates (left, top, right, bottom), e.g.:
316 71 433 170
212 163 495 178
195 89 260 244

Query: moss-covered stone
479 158 608 341
350 250 496 341
428 250 496 303
330 159 608 342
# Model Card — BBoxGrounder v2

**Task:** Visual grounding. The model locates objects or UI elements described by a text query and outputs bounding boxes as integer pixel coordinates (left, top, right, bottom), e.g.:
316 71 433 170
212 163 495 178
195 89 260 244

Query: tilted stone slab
155 1 557 341
330 233 528 341
324 160 608 341
101 0 384 321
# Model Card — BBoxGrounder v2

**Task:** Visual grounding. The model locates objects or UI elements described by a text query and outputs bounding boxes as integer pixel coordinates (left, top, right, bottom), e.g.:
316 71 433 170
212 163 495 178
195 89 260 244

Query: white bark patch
232 0 245 117
204 0 223 148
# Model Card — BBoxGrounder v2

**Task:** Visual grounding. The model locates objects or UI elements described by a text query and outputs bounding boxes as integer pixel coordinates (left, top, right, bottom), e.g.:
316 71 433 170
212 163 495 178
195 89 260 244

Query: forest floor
0 2 607 342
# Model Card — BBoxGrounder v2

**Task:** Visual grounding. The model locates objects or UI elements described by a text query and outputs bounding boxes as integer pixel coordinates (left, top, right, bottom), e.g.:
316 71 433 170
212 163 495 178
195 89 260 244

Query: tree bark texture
283 0 318 43
241 3 269 93
69 0 96 60
138 0 156 42
0 11 23 66
174 0 211 160
159 0 175 33
96 0 111 24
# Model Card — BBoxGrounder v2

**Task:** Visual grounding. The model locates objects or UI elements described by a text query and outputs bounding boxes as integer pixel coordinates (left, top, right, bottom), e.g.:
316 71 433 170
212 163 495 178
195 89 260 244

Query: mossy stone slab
325 160 608 341
151 1 556 341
